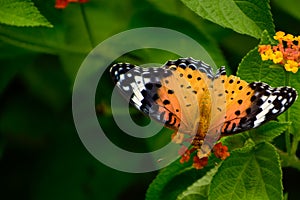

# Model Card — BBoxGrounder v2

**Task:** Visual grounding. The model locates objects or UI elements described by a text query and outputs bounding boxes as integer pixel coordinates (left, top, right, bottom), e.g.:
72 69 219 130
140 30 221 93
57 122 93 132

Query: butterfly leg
171 132 185 144
197 145 211 159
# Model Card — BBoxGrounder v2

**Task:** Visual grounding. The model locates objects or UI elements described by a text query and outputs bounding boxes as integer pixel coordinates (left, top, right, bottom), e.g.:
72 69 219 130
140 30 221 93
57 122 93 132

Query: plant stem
277 149 300 171
291 136 299 155
80 4 94 48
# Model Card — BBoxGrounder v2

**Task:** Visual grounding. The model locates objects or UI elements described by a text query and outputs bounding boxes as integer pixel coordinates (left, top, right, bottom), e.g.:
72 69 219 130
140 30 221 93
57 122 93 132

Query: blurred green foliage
1 0 300 199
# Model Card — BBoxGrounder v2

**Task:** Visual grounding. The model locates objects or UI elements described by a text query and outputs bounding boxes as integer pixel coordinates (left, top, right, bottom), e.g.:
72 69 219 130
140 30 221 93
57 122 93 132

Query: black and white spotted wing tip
249 82 298 128
110 62 136 84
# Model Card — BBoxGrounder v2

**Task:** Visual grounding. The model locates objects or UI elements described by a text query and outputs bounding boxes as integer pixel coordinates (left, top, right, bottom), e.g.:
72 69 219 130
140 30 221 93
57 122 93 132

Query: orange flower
55 0 68 8
177 142 230 169
213 142 230 160
193 156 208 170
55 0 89 9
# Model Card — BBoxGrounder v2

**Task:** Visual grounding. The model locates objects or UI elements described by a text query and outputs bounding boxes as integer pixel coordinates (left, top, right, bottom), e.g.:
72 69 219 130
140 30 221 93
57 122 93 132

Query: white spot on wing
272 108 279 114
144 78 151 83
254 95 276 127
131 83 143 101
131 95 142 107
127 73 132 78
261 95 268 102
119 74 125 81
122 86 130 91
135 76 143 83
281 99 287 105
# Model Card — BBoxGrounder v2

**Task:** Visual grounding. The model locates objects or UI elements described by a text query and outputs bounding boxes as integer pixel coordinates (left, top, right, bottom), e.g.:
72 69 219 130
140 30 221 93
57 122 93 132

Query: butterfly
110 57 297 163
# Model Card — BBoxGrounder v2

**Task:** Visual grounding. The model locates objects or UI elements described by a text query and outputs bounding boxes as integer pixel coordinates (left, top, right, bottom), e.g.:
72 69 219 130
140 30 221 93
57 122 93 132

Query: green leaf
180 0 274 38
0 1 90 54
209 142 283 200
0 1 132 54
259 29 276 45
249 121 290 143
288 72 300 140
146 157 220 200
177 166 219 200
237 31 286 85
0 0 52 27
221 132 251 151
146 161 198 200
237 47 286 87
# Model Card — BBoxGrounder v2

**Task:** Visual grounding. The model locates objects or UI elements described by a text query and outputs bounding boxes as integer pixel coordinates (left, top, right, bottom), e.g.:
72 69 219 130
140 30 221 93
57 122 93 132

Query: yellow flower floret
271 51 283 64
284 34 294 42
284 60 298 73
273 31 285 41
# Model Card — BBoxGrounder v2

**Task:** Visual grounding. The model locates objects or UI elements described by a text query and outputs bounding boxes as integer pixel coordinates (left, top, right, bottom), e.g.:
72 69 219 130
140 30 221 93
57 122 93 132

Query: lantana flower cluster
55 0 88 9
259 31 300 73
179 142 230 170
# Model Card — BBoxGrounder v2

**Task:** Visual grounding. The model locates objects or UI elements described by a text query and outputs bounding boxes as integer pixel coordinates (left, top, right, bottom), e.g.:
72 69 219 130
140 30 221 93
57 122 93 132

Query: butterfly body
110 58 297 156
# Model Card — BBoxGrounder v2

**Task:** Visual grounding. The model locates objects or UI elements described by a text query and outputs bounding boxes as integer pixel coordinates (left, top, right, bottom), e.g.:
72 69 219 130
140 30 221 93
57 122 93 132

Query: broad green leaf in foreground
0 0 52 27
146 156 220 200
146 161 198 200
180 0 274 39
177 166 219 200
249 121 290 144
209 142 283 200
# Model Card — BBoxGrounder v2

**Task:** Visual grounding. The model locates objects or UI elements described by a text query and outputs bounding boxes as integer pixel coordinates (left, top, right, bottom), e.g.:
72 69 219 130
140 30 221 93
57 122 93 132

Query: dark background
1 0 300 199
